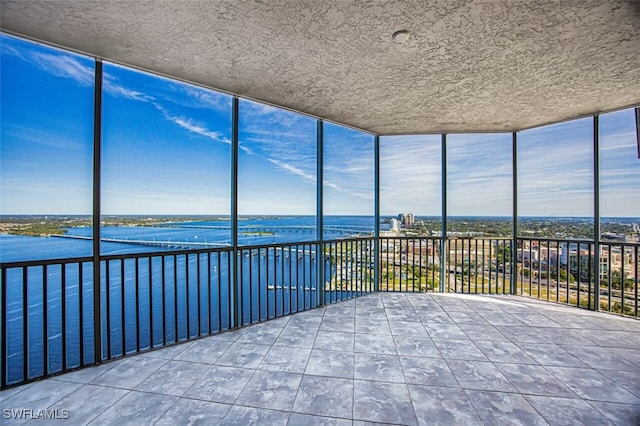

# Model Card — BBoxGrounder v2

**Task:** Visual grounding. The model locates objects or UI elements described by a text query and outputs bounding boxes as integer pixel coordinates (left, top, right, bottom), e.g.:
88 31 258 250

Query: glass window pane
600 108 640 241
238 99 316 244
323 123 374 238
380 135 441 235
101 63 232 254
518 118 594 238
447 133 512 236
0 34 94 262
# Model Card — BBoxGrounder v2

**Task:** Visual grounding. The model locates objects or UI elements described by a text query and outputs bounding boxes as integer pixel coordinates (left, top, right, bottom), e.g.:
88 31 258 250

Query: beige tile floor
1 293 639 425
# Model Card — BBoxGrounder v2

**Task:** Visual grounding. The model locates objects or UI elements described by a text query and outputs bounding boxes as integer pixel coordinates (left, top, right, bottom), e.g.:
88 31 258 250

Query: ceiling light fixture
392 30 410 43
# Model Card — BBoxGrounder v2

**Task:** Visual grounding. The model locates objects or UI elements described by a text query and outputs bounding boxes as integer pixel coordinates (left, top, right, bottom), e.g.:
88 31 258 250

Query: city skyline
1 33 638 218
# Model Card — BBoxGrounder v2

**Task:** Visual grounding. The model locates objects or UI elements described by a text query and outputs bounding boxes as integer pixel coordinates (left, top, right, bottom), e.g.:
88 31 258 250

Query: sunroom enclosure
1 34 639 389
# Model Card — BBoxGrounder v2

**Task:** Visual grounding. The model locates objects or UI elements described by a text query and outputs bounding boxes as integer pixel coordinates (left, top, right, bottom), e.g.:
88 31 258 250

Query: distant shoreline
0 214 637 240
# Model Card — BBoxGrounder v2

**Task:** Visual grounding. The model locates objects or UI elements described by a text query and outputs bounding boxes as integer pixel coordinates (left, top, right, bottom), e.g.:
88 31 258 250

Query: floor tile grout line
461 303 561 425
520 393 586 426
84 386 133 425
353 294 382 422
88 356 170 389
541 363 640 405
583 397 640 424
385 294 423 426
170 352 223 407
290 309 324 419
393 296 422 425
32 381 125 424
147 390 184 426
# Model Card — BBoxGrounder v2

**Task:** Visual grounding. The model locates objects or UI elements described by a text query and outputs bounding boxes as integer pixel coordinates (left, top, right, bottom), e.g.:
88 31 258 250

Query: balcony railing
516 238 639 316
379 237 441 292
443 237 514 295
1 236 637 388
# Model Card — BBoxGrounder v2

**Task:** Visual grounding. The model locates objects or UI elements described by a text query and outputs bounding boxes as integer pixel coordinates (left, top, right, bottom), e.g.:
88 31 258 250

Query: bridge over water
52 234 322 254
53 234 231 250
166 224 372 235
51 223 371 250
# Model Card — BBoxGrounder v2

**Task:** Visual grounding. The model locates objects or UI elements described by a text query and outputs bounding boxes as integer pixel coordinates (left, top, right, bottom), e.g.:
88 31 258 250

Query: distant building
397 213 414 228
406 213 414 227
390 218 400 231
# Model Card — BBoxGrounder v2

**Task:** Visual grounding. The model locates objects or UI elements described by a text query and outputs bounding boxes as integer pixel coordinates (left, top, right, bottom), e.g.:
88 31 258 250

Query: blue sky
1 34 638 218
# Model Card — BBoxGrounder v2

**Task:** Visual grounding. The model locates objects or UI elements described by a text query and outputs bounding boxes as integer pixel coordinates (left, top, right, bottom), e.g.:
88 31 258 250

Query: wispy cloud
102 62 231 112
168 115 226 142
238 103 318 187
174 85 232 112
0 178 90 193
3 37 94 86
1 123 89 152
103 66 234 146
238 144 255 155
33 51 94 86
324 181 343 192
1 42 24 59
240 99 308 129
600 132 636 151
267 158 316 183
103 75 154 102
152 103 231 145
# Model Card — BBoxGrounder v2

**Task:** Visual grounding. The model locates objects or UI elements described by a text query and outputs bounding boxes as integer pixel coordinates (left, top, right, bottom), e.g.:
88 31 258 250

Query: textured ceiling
1 0 639 134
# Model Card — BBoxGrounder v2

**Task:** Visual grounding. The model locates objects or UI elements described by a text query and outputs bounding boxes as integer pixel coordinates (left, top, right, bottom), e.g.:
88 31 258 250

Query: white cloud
267 158 316 183
3 38 95 87
34 51 94 86
103 75 155 102
153 103 231 145
176 85 231 111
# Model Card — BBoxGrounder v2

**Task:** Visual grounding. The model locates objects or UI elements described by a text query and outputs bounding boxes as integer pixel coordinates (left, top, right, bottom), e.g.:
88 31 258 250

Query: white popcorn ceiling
1 0 639 134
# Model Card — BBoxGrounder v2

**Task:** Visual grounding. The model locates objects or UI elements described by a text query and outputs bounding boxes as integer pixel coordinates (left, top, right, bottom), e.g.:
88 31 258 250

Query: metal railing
379 236 513 295
1 235 637 388
379 237 441 292
445 237 513 295
323 238 376 302
379 236 639 317
515 238 639 317
1 256 95 388
0 238 374 388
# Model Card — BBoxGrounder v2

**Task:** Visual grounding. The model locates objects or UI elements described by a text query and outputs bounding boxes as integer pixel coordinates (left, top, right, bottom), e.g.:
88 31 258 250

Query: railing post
316 120 325 306
1 269 6 387
231 96 239 328
635 107 640 159
511 131 518 295
92 59 103 364
374 135 380 293
440 133 447 293
593 114 601 310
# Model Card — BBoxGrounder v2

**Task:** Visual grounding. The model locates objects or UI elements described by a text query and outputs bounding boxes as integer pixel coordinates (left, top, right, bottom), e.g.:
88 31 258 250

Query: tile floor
1 293 639 425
